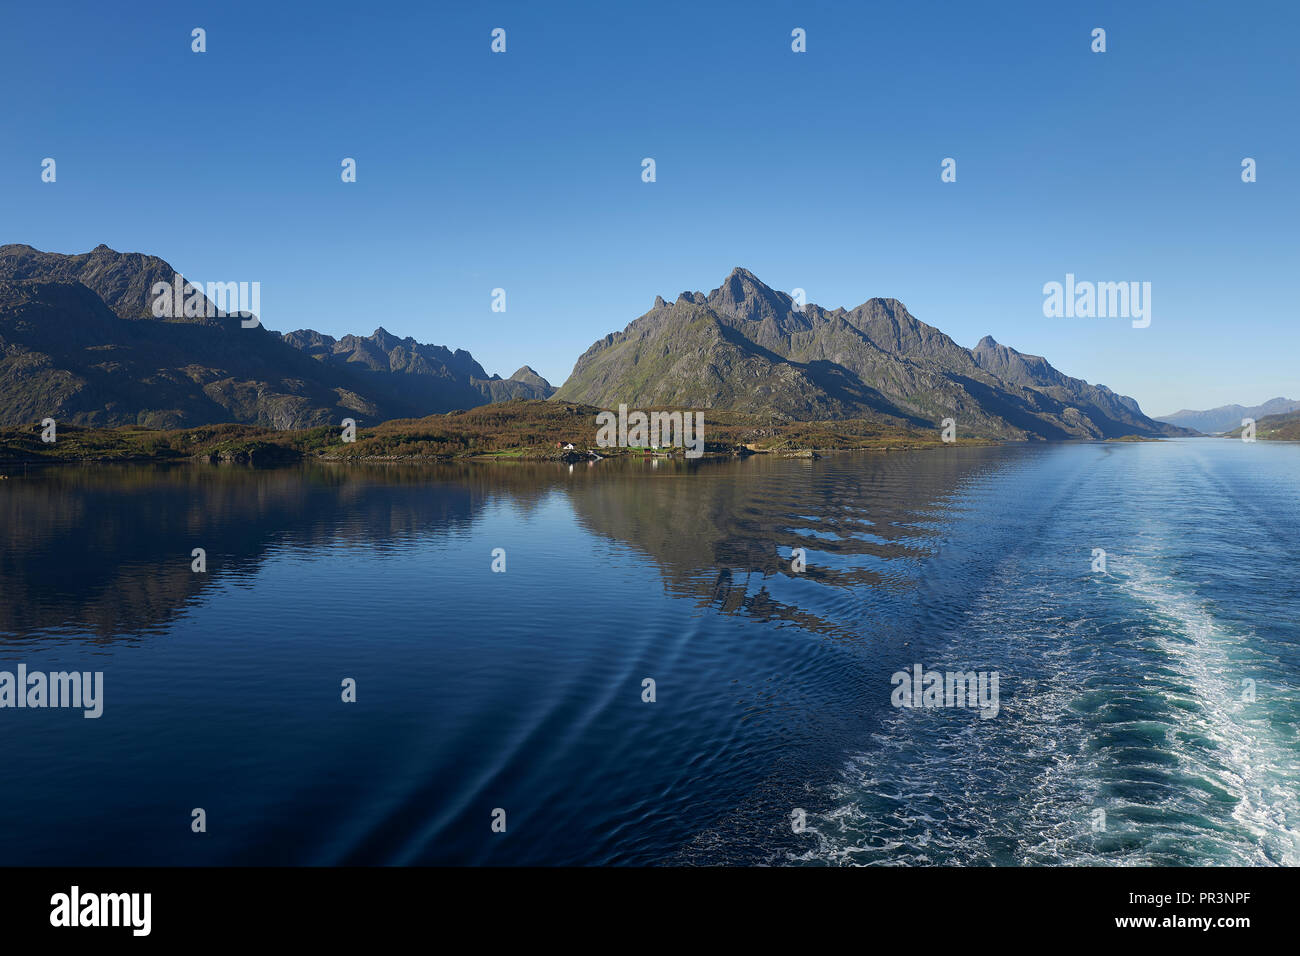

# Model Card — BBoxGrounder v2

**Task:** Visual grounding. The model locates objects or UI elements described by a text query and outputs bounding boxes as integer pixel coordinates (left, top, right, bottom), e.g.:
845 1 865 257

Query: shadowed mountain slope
0 244 551 428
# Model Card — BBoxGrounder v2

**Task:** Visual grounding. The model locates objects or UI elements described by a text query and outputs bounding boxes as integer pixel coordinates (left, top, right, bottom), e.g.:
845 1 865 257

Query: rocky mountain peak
707 267 792 323
509 365 552 388
0 242 557 428
555 270 1186 440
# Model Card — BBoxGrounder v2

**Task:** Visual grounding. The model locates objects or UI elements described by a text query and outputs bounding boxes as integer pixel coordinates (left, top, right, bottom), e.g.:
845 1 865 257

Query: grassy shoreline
0 400 995 467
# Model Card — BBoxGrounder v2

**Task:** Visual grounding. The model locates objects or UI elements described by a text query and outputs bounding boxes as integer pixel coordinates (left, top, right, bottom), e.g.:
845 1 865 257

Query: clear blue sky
2 0 1295 416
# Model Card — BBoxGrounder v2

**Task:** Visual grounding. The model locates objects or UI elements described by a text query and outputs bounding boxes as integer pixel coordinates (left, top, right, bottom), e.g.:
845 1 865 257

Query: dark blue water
0 439 1296 865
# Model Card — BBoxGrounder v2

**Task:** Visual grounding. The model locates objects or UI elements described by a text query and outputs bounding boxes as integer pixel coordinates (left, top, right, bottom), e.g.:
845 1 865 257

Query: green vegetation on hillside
1224 410 1300 440
0 400 977 466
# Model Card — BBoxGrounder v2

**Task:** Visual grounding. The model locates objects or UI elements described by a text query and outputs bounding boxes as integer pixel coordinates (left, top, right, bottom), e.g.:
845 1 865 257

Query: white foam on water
1114 560 1300 865
794 580 1100 866
797 558 1299 866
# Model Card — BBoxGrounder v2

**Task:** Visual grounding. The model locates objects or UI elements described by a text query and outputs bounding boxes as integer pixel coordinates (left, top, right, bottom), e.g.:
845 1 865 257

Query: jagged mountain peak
707 267 794 323
0 242 557 428
509 365 553 389
711 266 778 296
723 265 763 283
0 242 200 322
846 296 914 319
557 271 1186 440
369 326 404 350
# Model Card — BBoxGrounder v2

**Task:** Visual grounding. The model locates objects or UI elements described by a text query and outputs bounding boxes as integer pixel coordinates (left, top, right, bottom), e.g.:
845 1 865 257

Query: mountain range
0 246 1190 440
0 244 553 429
555 267 1186 440
1155 398 1300 435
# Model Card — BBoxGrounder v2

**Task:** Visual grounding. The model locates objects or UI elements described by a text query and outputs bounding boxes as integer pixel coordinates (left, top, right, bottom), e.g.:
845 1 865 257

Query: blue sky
2 0 1295 416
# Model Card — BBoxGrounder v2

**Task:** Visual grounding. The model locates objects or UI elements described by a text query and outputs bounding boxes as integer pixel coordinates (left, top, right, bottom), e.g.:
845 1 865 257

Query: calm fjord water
1 439 1296 865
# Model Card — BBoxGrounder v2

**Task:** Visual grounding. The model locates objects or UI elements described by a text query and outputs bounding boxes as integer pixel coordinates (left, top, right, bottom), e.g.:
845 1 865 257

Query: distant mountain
0 244 551 429
507 365 551 390
1156 398 1300 435
555 267 1187 440
281 327 553 414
